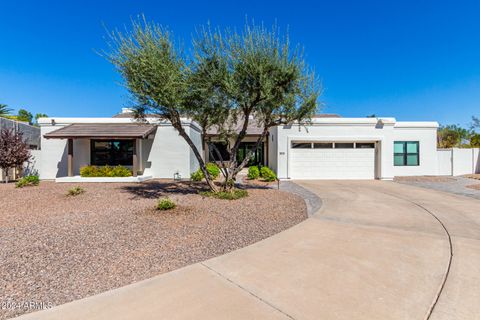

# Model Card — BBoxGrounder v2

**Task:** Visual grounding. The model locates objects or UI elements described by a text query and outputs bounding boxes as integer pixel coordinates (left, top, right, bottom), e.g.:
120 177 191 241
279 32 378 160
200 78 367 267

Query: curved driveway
16 181 480 320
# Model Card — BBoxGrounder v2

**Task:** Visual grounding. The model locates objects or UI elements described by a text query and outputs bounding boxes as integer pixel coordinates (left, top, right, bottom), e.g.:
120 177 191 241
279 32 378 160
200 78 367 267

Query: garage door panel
290 148 375 179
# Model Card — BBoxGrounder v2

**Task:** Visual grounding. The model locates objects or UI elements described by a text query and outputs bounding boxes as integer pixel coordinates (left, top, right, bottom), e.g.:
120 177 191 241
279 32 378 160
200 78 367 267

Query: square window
356 142 375 149
394 141 419 166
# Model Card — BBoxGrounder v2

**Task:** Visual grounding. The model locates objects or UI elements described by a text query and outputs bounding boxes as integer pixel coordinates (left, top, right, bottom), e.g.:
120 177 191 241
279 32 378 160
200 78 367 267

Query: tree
0 104 12 117
0 128 31 183
17 109 33 124
105 18 320 192
437 124 473 148
472 116 480 131
471 134 480 147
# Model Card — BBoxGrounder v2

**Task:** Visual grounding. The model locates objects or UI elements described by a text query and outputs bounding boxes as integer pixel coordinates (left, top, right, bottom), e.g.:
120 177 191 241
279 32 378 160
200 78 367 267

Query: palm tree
0 104 12 117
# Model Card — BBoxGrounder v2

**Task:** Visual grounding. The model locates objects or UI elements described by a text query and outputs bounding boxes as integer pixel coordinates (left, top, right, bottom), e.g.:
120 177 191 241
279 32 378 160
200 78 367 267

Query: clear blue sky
1 0 479 126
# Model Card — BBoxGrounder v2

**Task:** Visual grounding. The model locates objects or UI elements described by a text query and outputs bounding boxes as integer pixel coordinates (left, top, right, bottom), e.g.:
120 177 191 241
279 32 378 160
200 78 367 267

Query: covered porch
44 123 157 182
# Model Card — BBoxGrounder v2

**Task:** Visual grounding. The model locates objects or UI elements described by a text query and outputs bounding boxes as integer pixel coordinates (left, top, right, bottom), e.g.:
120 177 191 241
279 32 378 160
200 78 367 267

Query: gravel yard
0 180 306 319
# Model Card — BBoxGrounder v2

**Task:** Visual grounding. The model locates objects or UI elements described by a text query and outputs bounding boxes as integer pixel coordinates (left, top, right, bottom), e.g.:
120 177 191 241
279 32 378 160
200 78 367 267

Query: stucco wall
437 148 480 176
391 127 438 176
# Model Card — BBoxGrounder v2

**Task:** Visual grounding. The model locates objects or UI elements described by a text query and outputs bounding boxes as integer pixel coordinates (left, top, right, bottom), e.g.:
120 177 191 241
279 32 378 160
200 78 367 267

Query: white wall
391 127 438 176
273 119 439 180
437 148 480 176
188 125 202 174
268 126 278 172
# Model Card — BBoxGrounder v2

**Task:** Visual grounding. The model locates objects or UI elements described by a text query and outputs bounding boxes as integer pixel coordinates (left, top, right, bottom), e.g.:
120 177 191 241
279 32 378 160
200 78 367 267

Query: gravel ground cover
463 174 480 180
0 180 306 319
466 184 480 190
394 176 455 183
395 176 480 200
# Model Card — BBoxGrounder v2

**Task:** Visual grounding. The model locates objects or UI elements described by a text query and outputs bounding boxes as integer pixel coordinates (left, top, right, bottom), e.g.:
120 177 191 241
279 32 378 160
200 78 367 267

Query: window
208 142 230 161
292 142 312 149
335 142 354 149
394 141 419 166
314 142 333 149
356 142 375 149
91 140 133 166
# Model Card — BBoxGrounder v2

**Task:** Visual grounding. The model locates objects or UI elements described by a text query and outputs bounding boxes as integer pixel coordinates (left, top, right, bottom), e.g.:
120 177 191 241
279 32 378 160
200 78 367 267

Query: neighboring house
37 108 451 181
0 117 41 180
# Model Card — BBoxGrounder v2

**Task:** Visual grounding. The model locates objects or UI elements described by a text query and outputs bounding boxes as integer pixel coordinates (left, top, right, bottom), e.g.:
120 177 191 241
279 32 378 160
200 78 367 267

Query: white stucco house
35 109 462 182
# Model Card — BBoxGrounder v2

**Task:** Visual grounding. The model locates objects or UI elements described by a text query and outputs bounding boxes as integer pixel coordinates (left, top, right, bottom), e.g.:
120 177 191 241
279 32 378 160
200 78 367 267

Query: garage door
289 142 376 179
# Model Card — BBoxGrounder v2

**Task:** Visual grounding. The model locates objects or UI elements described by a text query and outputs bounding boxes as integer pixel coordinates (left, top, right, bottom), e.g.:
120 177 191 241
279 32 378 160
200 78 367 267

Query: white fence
437 148 480 176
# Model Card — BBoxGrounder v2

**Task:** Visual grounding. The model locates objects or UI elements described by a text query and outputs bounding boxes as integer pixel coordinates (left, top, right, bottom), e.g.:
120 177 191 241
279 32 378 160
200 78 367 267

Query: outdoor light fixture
173 171 181 181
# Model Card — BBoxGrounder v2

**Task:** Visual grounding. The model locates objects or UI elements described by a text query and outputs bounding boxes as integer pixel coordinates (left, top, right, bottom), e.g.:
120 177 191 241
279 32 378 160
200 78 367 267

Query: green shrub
190 163 221 181
206 162 220 179
190 170 204 182
67 186 85 196
199 189 248 200
80 165 132 177
156 197 176 210
15 175 40 188
260 166 277 182
247 166 260 180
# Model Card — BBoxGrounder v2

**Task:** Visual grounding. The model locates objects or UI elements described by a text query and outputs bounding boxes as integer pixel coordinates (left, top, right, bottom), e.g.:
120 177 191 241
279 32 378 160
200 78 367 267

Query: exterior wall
0 117 41 149
38 118 202 179
437 149 452 175
274 119 396 179
268 127 278 173
437 148 480 176
391 126 438 176
188 126 202 174
273 118 439 180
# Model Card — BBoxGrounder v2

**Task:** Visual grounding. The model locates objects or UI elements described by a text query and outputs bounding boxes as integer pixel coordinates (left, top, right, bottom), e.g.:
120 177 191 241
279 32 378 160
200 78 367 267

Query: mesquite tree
0 128 31 183
105 17 320 192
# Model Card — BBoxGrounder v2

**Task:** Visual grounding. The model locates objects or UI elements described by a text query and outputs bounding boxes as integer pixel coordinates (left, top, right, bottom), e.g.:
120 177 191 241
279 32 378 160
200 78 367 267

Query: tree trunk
171 119 218 192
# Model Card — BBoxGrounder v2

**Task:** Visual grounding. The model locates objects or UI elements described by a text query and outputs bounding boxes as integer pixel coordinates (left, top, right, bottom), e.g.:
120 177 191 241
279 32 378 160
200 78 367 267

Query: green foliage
156 197 176 210
206 162 220 179
190 163 221 181
471 134 480 147
17 109 33 124
260 166 277 182
0 104 12 117
80 165 132 177
67 186 85 196
199 189 248 200
247 165 260 180
15 175 39 188
104 17 320 192
471 116 479 131
437 125 473 148
34 113 48 126
190 170 204 182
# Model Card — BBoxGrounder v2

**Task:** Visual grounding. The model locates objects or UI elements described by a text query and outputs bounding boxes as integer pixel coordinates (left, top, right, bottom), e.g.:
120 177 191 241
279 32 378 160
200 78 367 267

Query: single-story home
36 108 458 182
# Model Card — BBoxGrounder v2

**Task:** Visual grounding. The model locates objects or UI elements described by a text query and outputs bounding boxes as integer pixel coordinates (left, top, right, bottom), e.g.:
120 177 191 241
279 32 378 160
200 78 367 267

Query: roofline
37 117 203 132
394 121 439 128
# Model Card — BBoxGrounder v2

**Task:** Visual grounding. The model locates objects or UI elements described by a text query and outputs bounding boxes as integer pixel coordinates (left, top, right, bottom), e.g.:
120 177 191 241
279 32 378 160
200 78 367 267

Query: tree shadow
122 180 209 199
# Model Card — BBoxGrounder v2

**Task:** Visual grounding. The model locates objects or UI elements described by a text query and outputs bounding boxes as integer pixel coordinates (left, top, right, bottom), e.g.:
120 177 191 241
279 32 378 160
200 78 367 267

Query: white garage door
289 142 376 179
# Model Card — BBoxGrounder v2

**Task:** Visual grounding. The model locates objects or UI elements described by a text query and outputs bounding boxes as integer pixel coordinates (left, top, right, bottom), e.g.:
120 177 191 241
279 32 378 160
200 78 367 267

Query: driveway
15 181 480 320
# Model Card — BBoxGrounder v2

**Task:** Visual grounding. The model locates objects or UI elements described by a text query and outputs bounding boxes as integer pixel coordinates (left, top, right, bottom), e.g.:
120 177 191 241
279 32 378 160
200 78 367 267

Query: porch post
67 138 73 177
132 139 138 177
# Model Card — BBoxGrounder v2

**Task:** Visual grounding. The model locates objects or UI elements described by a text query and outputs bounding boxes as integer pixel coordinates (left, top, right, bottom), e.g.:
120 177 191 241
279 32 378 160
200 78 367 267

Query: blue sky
0 0 479 126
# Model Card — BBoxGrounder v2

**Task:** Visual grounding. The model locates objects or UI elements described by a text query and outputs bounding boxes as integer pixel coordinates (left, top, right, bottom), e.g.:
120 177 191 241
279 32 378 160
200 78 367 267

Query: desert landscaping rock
0 180 306 319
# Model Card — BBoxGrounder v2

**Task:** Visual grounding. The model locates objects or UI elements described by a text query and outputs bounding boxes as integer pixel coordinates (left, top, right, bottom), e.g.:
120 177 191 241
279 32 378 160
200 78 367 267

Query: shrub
156 197 176 210
199 189 248 200
260 166 277 182
206 162 220 179
190 170 204 182
80 165 132 177
67 186 85 196
15 175 39 188
247 165 260 180
191 163 221 182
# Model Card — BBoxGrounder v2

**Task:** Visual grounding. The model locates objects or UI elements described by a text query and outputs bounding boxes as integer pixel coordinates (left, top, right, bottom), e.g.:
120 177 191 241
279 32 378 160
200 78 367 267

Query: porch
44 123 157 179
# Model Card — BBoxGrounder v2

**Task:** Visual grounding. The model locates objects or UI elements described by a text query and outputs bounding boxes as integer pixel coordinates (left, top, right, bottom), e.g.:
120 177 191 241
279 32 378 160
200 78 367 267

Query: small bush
191 163 221 182
190 170 204 182
247 166 260 180
156 197 176 210
260 166 277 182
206 162 220 179
67 186 85 196
199 189 248 200
80 165 132 177
15 175 40 188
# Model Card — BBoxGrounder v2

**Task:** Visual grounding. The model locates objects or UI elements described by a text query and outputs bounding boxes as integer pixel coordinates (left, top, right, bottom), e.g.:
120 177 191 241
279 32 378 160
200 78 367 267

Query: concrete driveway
15 181 480 320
